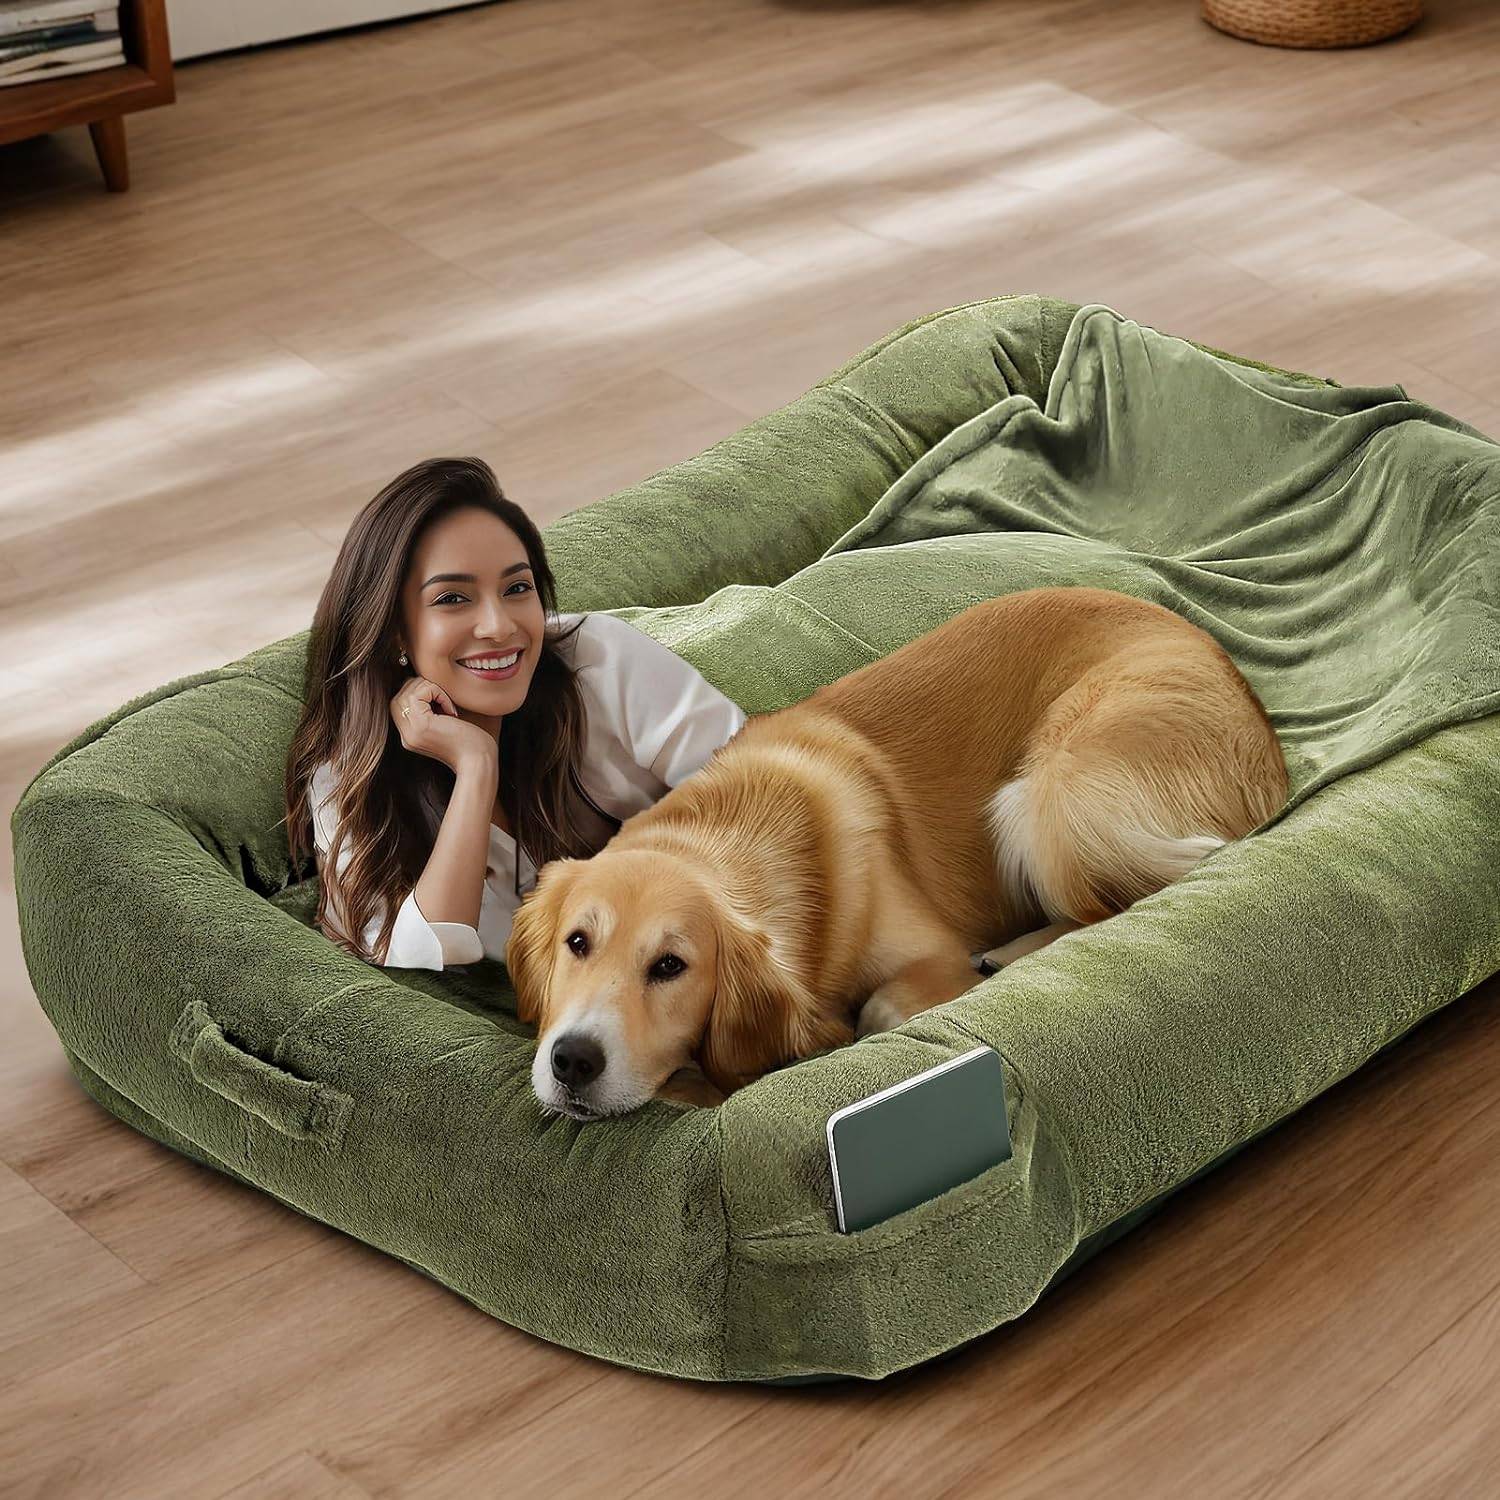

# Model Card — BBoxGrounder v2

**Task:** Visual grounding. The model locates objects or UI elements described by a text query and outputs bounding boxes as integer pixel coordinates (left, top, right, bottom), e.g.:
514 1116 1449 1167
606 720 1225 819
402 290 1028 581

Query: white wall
165 0 493 60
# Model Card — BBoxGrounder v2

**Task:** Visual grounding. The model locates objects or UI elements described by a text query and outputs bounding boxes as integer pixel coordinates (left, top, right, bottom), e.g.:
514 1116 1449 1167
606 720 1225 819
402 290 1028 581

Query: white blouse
309 610 746 970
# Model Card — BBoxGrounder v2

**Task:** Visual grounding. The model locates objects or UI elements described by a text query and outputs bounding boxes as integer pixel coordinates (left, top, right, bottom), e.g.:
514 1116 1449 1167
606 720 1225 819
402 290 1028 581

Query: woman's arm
309 750 490 971
411 749 498 930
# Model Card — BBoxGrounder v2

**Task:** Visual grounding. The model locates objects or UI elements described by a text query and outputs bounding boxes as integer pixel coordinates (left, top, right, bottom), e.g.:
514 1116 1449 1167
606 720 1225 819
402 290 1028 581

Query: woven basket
1201 0 1423 47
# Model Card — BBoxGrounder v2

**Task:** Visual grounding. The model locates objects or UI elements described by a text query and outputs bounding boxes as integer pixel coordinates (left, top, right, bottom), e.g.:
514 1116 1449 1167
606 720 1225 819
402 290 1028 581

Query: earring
399 651 409 667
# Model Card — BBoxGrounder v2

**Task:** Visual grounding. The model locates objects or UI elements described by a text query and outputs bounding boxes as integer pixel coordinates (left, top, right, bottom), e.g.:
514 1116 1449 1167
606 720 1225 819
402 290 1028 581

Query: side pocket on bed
168 998 353 1152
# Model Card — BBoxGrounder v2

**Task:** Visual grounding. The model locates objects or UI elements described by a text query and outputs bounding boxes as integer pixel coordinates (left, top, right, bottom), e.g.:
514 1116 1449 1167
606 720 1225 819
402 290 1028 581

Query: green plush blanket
14 294 1500 1383
616 305 1500 817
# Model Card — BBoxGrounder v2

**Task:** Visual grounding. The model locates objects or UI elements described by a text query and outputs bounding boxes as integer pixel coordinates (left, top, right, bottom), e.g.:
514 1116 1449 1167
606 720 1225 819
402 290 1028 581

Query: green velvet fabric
13 295 1499 1383
819 305 1500 811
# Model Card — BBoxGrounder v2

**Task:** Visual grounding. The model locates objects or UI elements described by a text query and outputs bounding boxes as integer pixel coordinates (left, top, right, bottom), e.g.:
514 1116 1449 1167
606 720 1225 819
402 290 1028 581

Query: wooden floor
3 0 1499 1493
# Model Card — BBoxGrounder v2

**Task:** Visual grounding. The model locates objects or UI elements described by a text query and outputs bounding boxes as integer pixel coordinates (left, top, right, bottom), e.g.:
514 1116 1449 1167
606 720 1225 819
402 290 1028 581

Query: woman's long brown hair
284 456 620 964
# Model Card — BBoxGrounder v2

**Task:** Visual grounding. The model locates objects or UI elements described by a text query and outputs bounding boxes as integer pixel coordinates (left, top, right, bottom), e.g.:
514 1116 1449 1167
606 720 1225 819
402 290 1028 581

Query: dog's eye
648 953 686 982
566 930 589 957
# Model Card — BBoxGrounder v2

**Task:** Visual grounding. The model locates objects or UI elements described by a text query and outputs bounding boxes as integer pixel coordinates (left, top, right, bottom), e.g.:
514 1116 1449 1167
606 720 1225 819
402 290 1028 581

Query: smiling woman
281 456 747 973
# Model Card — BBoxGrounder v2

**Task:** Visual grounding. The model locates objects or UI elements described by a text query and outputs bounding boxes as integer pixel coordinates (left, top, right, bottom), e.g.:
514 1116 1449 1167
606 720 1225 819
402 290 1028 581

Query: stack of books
0 0 123 88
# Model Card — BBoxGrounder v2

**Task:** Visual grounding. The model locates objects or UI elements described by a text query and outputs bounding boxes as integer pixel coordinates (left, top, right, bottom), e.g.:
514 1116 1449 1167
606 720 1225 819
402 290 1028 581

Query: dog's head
506 847 803 1119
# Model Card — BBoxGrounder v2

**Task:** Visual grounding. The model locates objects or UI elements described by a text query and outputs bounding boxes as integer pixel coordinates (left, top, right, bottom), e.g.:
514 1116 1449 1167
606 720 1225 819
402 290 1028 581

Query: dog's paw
658 1064 727 1109
855 994 907 1039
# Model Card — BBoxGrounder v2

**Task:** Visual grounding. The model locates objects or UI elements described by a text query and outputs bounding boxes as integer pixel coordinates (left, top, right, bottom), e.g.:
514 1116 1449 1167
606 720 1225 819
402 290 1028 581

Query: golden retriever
507 587 1287 1120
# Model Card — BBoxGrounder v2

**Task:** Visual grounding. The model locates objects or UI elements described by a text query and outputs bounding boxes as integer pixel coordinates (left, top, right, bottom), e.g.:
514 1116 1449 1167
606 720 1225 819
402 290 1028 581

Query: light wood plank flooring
3 0 1499 1494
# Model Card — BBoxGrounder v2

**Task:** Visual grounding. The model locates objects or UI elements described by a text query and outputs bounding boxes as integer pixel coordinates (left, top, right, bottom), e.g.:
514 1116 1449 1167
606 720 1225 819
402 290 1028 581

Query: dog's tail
985 636 1287 929
987 769 1227 926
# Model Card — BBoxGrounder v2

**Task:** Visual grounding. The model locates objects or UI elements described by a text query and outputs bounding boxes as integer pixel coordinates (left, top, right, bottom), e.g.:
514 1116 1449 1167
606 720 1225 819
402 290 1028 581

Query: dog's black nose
551 1034 605 1088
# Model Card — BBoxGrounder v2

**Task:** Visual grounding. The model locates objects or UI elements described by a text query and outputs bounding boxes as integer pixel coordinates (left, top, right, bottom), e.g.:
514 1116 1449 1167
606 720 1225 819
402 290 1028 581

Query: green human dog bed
13 296 1500 1384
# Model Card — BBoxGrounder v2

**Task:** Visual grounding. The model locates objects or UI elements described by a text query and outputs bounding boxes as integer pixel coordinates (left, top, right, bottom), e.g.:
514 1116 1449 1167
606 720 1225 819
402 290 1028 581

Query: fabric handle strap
169 999 352 1150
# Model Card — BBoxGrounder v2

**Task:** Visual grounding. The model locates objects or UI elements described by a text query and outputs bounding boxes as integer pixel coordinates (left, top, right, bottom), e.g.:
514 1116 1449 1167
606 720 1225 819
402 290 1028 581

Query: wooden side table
0 0 174 192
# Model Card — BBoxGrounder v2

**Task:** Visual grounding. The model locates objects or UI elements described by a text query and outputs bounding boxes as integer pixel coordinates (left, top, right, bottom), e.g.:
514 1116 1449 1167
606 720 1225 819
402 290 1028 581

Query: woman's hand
390 677 497 775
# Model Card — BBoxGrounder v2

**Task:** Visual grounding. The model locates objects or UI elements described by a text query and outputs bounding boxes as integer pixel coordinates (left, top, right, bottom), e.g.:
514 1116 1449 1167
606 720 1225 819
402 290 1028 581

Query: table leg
88 115 129 192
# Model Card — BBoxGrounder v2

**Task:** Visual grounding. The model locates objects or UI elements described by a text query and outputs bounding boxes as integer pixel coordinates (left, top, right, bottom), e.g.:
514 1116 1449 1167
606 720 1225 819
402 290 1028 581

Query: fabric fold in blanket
812 303 1500 812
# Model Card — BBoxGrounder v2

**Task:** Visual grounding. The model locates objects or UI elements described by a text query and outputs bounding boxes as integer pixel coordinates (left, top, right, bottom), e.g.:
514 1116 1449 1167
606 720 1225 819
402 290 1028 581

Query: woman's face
398 506 547 725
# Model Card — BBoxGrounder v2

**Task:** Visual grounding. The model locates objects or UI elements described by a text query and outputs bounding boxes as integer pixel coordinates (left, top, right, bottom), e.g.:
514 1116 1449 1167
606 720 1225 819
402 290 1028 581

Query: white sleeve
308 764 484 970
578 614 747 788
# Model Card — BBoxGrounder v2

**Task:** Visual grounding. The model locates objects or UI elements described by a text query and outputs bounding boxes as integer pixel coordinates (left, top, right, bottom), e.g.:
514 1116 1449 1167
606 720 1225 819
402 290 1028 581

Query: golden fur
509 587 1288 1119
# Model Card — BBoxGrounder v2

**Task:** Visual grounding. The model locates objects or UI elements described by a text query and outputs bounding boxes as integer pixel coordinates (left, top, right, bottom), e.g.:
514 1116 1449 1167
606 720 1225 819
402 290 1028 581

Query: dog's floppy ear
698 901 805 1094
505 859 581 1026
